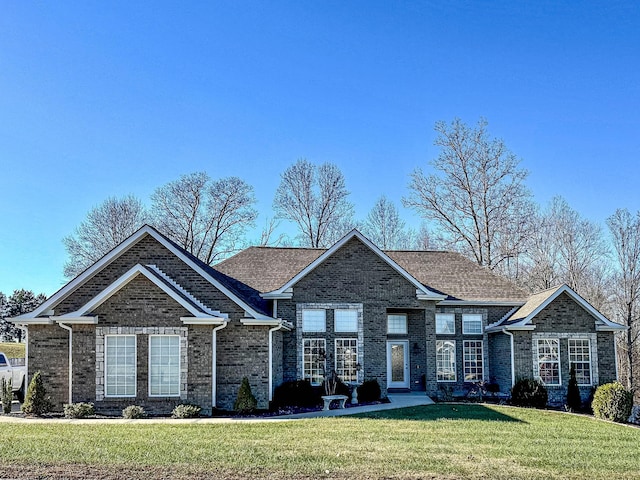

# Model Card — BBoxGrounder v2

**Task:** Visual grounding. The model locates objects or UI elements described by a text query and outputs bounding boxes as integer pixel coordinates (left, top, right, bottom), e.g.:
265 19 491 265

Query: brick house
12 225 624 413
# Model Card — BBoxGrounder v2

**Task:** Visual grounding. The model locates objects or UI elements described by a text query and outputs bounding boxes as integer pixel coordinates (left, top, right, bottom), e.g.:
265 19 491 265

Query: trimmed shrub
122 405 146 419
566 366 582 412
592 382 633 423
172 404 201 419
357 379 381 403
64 402 95 419
272 380 319 409
234 377 258 413
1 378 12 414
510 378 548 409
21 371 53 416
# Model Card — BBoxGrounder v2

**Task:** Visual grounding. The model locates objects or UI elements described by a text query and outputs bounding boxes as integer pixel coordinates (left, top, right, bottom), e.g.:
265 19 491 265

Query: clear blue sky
1 1 639 297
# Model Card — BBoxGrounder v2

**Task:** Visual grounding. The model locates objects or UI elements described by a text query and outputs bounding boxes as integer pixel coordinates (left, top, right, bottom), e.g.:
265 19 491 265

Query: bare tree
257 217 287 247
520 197 610 305
404 118 535 270
151 173 258 264
63 195 146 278
362 196 407 249
607 208 640 392
273 159 355 247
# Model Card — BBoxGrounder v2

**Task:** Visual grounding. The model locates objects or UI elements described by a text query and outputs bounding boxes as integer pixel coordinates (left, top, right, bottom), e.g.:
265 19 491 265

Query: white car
0 352 26 402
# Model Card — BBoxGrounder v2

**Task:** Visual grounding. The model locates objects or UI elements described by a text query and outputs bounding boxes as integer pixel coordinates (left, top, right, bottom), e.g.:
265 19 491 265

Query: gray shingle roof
215 246 527 303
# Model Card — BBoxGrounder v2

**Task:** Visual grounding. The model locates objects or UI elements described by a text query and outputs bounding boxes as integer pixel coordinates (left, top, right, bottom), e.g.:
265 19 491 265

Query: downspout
268 322 284 403
58 322 73 404
211 321 228 410
502 328 515 388
613 332 620 381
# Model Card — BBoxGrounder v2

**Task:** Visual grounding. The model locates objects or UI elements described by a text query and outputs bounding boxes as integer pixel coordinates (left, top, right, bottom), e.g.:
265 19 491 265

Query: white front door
387 340 410 389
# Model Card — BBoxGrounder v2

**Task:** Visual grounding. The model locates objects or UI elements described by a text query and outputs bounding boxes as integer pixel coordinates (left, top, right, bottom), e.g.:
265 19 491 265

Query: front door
387 340 410 389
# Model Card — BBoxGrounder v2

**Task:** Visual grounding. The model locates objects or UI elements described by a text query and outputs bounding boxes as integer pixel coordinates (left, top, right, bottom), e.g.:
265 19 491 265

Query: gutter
502 328 515 388
268 322 285 402
211 321 228 410
57 322 73 404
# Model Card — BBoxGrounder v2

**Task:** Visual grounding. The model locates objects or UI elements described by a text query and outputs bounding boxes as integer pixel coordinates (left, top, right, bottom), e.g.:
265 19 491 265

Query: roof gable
52 264 227 323
487 284 625 332
22 225 274 321
261 229 445 301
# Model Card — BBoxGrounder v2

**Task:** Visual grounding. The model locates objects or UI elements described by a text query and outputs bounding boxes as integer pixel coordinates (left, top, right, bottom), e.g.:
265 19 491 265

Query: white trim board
15 225 274 321
262 229 446 301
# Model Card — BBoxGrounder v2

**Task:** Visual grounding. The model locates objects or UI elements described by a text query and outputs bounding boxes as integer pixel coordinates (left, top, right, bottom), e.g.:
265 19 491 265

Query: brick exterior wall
278 237 439 397
27 235 272 414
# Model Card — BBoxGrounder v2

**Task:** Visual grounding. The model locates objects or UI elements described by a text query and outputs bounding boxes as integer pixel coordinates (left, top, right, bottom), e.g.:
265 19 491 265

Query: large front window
463 340 483 382
569 339 592 386
436 340 456 382
335 338 358 383
149 335 180 396
302 309 326 332
303 338 326 385
537 338 560 385
105 335 136 397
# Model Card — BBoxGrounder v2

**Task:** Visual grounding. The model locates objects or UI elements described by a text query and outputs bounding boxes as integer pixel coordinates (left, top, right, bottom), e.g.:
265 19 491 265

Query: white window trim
334 309 358 333
334 338 359 383
302 338 326 386
462 314 483 335
436 339 457 382
568 338 592 386
436 313 456 335
302 309 326 333
104 334 137 398
463 340 484 382
148 335 181 398
536 338 561 386
387 313 408 335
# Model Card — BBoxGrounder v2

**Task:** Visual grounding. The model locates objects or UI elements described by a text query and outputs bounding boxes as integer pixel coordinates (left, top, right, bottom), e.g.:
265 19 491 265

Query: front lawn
1 404 638 479
0 342 25 359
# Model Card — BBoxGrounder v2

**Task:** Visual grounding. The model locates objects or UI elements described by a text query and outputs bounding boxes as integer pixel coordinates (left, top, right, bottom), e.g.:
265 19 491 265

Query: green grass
0 342 25 359
1 404 639 479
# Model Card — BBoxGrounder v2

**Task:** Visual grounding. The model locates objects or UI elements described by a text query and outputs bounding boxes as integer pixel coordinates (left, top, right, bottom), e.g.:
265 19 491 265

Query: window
149 335 181 396
387 314 407 334
334 309 358 332
436 313 455 334
303 338 326 385
105 335 136 397
302 309 326 332
537 338 560 385
436 340 456 382
335 339 358 383
463 340 484 382
462 314 483 335
569 339 592 386
0 354 7 367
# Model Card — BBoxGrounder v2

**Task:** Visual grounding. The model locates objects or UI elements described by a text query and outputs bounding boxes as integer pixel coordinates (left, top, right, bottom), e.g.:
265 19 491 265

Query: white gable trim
68 264 225 320
262 229 446 301
506 285 624 331
25 225 272 320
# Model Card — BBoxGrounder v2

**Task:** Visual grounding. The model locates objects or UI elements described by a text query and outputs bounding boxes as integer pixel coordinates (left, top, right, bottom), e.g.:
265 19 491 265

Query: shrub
566 366 582 412
510 378 548 409
272 380 319 409
172 404 201 419
321 374 350 399
21 371 53 416
64 402 95 419
592 382 633 423
122 405 146 419
1 378 12 414
437 384 454 402
234 377 258 413
357 379 381 403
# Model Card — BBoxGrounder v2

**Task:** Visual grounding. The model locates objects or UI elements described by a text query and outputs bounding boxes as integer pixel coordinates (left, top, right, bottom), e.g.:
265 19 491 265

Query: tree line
3 118 638 394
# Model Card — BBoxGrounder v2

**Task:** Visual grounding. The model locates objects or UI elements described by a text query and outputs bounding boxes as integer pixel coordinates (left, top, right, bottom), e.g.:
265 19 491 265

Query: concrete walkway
0 393 434 424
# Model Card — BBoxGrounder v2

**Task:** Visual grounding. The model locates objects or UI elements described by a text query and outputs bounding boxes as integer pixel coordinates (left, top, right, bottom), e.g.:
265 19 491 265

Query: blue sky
1 1 639 296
